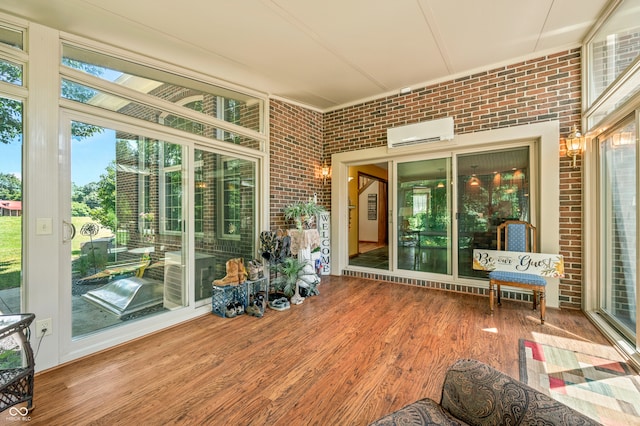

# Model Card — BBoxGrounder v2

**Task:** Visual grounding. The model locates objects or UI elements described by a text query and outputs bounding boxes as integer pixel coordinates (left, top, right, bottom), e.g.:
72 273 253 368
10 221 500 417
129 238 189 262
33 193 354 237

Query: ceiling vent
387 117 454 148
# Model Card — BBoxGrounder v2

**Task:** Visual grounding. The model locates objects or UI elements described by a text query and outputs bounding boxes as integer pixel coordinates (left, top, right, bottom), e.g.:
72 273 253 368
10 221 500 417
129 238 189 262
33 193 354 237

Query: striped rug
519 339 640 425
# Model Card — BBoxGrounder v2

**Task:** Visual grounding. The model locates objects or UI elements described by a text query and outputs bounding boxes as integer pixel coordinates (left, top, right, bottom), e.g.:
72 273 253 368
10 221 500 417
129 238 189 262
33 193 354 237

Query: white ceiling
0 0 609 111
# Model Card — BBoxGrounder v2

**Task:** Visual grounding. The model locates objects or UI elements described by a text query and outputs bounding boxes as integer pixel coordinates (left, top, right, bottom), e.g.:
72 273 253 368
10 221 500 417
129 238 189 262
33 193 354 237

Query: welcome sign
318 212 330 275
472 249 564 277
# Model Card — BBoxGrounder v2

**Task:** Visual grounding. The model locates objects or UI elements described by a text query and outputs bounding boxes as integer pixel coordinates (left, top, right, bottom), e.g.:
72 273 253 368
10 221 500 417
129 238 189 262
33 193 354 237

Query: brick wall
268 99 324 230
297 48 583 308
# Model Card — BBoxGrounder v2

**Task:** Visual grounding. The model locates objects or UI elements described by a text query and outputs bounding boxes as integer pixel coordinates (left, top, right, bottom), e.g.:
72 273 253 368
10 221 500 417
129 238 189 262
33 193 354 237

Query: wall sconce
321 160 331 184
565 124 584 169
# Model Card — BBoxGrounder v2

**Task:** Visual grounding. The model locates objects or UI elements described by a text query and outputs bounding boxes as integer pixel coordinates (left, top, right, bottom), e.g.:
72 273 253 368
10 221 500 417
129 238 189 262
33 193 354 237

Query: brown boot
214 258 240 286
237 258 248 283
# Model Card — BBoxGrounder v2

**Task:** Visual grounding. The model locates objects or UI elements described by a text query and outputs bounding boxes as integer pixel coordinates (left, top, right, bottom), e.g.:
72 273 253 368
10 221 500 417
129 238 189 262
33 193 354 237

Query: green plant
271 256 306 298
283 201 326 230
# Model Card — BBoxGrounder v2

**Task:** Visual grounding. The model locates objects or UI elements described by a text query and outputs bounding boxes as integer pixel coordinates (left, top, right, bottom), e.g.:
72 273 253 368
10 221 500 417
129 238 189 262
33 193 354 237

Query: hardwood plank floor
22 276 619 425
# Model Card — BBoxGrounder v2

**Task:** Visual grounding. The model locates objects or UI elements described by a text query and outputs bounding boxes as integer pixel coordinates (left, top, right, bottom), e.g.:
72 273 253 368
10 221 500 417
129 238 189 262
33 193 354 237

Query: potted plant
271 256 306 298
283 201 326 230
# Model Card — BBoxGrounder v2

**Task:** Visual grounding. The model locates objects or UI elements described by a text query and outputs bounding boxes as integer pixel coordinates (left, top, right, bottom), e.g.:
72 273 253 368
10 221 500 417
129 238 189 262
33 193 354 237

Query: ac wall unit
387 117 454 148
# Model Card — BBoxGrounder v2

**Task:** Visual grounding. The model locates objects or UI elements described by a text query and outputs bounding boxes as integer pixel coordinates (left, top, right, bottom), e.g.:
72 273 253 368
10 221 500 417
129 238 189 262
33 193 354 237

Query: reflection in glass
194 149 256 304
0 25 23 50
587 0 640 107
457 148 530 279
62 44 264 134
71 122 186 337
61 80 262 150
600 120 637 339
0 59 22 86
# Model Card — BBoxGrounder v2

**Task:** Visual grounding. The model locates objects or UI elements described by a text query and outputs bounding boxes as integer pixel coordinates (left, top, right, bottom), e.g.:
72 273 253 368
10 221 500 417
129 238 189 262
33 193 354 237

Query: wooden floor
24 276 618 425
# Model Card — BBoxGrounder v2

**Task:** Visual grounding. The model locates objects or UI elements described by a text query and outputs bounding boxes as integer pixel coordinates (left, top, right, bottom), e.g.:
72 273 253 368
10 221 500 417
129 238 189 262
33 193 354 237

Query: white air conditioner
387 117 454 148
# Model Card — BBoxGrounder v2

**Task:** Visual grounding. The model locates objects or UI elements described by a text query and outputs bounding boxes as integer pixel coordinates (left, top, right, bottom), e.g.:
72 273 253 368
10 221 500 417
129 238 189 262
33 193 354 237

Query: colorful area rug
519 339 640 425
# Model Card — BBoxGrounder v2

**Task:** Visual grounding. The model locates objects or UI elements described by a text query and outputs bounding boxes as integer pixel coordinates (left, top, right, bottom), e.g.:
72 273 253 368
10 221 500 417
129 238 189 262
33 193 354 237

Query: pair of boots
213 258 248 286
248 259 264 281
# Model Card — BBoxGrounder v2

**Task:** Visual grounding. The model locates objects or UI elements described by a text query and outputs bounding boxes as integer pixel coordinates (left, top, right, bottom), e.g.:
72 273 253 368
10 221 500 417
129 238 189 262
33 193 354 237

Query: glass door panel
397 158 451 274
600 120 637 340
457 148 530 278
193 148 256 305
70 122 186 337
0 96 23 313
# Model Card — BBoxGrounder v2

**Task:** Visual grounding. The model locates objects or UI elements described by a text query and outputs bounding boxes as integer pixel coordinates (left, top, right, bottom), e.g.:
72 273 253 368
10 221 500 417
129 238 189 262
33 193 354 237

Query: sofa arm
369 398 469 426
440 359 599 426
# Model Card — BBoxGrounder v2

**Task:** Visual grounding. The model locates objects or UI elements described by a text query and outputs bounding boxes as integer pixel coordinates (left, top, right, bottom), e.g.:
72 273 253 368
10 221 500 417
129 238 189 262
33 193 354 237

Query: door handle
62 220 76 243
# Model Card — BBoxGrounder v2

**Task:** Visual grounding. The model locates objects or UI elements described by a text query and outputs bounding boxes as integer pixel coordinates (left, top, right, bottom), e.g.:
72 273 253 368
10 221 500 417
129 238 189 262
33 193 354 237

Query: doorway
348 166 389 270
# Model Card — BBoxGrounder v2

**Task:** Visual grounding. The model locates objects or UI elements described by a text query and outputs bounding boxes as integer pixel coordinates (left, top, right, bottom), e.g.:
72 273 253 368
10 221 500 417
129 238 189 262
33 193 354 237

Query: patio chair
489 220 547 324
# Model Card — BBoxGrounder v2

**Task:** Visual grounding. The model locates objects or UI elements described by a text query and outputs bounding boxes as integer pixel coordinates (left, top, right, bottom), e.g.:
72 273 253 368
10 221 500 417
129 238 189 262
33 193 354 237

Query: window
61 44 265 142
599 118 637 342
0 25 23 50
585 0 640 128
0 95 23 314
60 43 264 342
584 0 640 364
0 24 25 314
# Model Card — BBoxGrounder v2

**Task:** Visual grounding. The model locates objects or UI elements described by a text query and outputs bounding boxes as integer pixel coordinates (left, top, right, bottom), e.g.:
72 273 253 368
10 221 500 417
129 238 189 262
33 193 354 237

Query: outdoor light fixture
321 159 330 184
565 124 584 169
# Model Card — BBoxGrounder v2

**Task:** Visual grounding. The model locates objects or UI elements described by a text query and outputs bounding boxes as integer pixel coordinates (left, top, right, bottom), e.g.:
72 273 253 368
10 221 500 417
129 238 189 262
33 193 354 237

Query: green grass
0 216 114 290
0 216 21 290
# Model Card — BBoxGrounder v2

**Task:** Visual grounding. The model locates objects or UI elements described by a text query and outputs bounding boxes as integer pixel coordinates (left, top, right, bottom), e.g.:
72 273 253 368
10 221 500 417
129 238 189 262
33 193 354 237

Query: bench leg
532 290 538 310
489 281 494 315
496 283 501 306
540 290 545 324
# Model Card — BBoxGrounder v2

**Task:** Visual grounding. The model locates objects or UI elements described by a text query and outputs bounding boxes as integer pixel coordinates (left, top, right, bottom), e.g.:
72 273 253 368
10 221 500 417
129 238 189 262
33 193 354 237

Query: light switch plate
36 218 53 235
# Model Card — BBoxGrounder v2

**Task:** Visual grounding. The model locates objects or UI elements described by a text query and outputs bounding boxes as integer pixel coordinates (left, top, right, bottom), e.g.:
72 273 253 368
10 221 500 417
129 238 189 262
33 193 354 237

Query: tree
0 173 21 200
91 161 116 231
72 182 101 209
0 62 22 144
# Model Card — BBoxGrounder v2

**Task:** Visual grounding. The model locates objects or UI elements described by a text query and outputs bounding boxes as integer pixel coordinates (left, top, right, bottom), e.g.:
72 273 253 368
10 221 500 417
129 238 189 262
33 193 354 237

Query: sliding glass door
193 148 256 306
343 144 533 282
599 118 637 341
397 158 451 274
457 148 530 278
69 122 187 337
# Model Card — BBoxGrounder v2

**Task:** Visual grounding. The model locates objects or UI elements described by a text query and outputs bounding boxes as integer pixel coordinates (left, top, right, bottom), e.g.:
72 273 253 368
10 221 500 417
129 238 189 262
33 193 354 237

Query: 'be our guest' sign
472 249 564 278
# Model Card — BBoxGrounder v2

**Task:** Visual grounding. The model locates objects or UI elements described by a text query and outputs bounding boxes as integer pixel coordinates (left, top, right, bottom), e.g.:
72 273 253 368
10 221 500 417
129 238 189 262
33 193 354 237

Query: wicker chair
489 221 547 324
0 314 35 412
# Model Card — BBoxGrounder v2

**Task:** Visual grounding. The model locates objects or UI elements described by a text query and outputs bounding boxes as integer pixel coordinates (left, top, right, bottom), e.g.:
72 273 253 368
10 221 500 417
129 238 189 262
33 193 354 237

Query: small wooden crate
245 277 268 306
211 283 248 318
